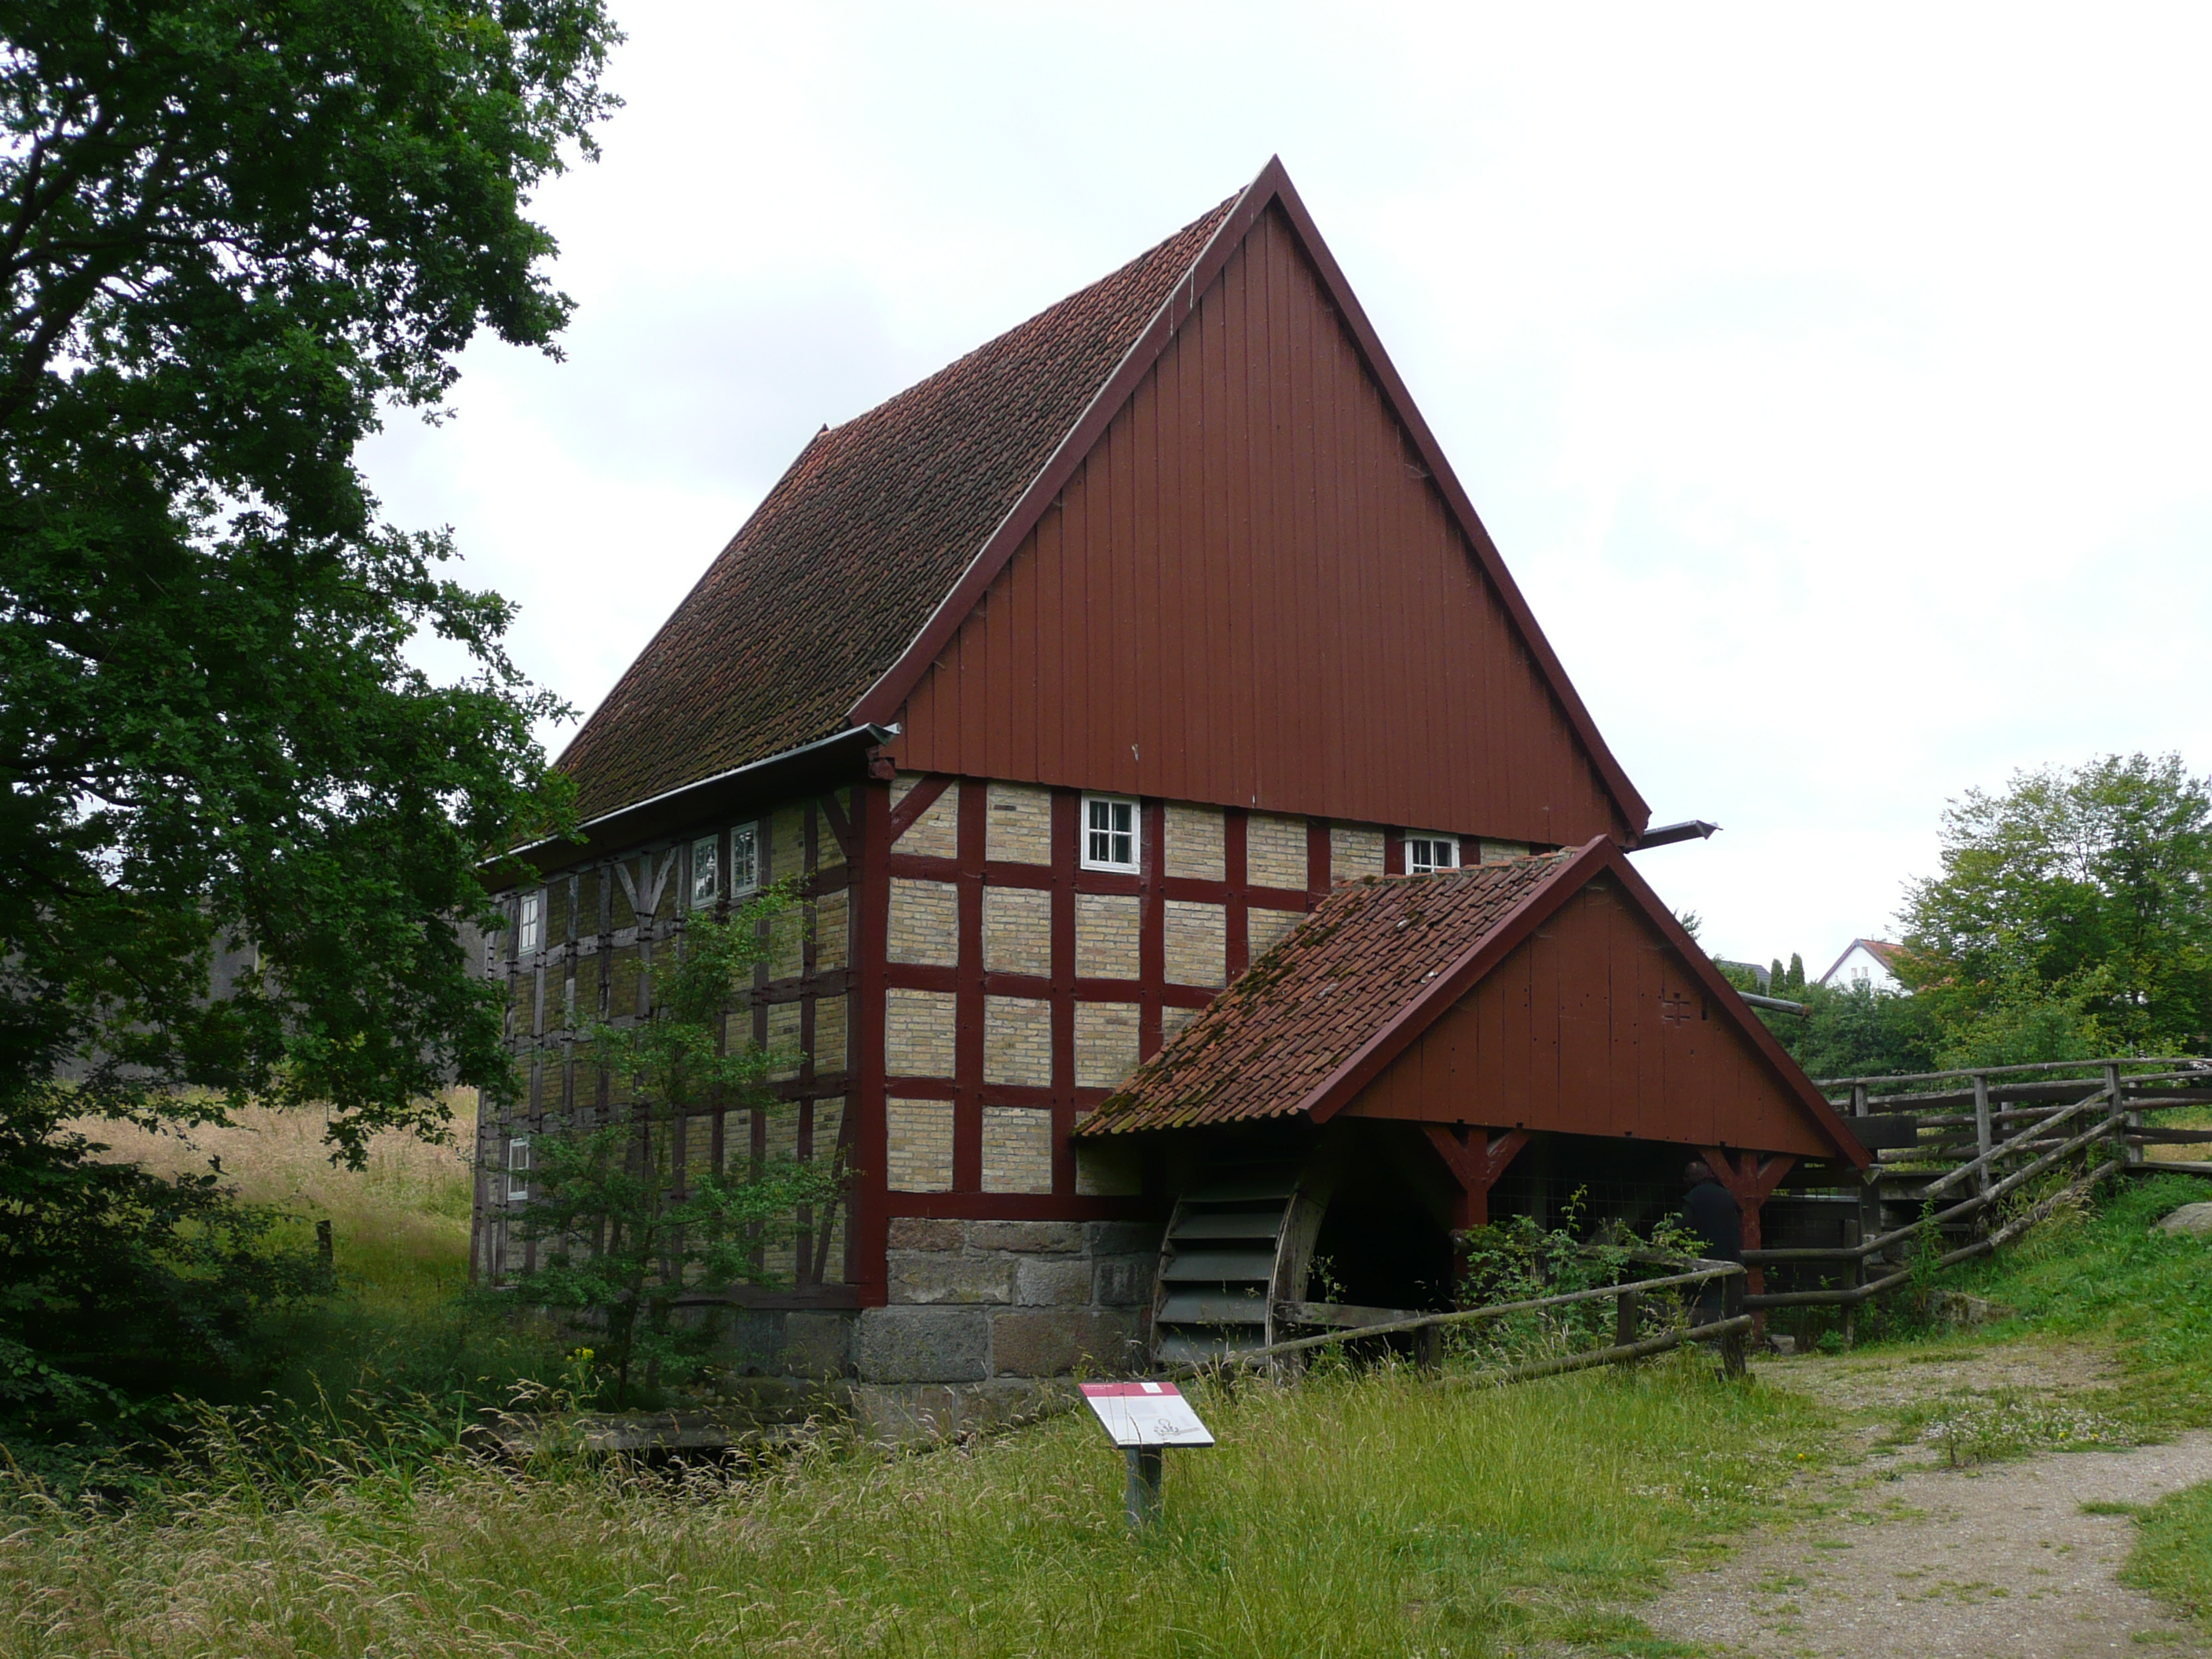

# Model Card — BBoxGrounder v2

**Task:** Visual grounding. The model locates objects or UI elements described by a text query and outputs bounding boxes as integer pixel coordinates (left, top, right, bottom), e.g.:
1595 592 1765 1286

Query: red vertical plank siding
895 203 1630 844
1345 886 1831 1159
1132 380 1167 782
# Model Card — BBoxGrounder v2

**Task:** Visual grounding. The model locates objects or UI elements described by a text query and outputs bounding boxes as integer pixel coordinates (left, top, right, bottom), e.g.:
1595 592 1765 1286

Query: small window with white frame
690 833 720 907
1082 794 1139 871
516 890 544 954
1406 836 1460 874
729 822 760 893
507 1134 530 1203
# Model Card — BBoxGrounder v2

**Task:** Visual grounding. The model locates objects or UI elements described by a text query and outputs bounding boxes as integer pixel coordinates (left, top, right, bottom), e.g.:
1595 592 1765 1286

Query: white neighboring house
1820 939 1908 994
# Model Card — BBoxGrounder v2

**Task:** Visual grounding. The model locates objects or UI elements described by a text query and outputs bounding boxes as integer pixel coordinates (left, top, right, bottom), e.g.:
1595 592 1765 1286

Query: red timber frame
1698 1145 1797 1297
1420 1125 1532 1230
846 772 1372 1305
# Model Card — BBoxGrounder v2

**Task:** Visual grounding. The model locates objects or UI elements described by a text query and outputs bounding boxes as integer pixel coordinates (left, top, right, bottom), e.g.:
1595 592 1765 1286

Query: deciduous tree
0 0 617 1441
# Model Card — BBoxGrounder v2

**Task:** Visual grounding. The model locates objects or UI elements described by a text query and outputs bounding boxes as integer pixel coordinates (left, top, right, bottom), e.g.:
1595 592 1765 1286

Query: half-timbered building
476 159 1866 1415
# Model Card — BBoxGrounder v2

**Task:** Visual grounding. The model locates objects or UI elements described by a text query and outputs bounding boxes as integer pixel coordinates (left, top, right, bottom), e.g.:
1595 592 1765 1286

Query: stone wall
853 1218 1163 1382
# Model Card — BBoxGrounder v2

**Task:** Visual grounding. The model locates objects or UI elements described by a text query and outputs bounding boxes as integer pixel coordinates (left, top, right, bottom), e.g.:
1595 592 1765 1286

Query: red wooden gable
867 162 1648 846
1342 866 1848 1159
1082 837 1865 1166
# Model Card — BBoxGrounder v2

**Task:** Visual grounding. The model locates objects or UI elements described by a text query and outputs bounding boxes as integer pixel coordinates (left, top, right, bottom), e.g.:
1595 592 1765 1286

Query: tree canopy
1901 753 2212 1060
0 0 617 1446
1740 753 2212 1080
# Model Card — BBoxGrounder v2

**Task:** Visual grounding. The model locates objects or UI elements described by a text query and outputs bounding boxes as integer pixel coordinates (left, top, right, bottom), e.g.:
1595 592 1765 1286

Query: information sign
1079 1380 1216 1448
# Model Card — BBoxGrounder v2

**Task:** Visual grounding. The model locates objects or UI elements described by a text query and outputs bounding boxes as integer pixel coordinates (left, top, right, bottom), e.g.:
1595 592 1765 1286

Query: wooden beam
1423 1124 1531 1229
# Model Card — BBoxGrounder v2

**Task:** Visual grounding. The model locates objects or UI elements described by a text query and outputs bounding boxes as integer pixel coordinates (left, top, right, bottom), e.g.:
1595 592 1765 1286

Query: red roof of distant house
1079 854 1576 1134
554 196 1238 823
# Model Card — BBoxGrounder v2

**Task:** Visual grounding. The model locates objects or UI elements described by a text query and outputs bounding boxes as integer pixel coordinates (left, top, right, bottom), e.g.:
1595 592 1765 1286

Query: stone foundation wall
704 1218 1162 1387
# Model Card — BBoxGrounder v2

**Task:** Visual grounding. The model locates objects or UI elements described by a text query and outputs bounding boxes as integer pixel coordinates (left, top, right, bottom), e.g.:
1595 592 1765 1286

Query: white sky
361 2 2212 977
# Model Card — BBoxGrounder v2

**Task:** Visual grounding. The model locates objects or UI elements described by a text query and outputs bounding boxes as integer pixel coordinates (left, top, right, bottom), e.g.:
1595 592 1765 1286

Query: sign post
1079 1381 1214 1530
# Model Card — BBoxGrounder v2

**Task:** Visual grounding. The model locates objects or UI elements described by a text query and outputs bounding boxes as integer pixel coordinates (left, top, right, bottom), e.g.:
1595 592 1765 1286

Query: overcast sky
361 3 2212 976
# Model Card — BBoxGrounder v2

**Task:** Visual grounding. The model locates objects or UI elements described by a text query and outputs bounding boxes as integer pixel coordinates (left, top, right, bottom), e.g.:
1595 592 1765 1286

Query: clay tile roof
1079 854 1578 1135
555 194 1240 823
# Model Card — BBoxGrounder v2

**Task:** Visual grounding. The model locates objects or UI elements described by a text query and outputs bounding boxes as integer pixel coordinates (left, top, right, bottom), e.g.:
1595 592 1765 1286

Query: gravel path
1640 1344 2212 1657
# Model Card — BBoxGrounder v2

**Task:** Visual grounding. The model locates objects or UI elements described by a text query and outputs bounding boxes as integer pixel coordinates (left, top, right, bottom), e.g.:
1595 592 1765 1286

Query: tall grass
70 1093 558 1419
0 1352 1827 1658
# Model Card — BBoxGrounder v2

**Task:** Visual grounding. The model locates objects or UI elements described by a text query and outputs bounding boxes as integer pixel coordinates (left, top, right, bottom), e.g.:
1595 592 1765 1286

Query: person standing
1681 1159 1747 1374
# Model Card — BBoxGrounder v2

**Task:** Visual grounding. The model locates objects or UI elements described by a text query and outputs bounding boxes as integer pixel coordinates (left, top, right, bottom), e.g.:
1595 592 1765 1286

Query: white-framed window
730 822 761 894
690 834 720 907
1082 794 1140 871
507 1135 531 1203
516 890 544 954
1406 837 1460 874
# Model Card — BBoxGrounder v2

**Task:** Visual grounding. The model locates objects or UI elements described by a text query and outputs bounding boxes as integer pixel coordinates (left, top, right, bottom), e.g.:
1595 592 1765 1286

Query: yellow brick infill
887 877 960 966
982 885 1051 976
814 992 849 1075
892 774 959 857
884 987 957 1077
983 994 1053 1086
1075 892 1139 979
1331 822 1385 881
1074 1001 1141 1088
766 999 803 1080
1163 801 1225 880
770 803 806 883
1163 899 1226 988
1247 812 1308 887
980 1105 1053 1194
985 781 1053 864
885 1097 954 1192
815 888 850 971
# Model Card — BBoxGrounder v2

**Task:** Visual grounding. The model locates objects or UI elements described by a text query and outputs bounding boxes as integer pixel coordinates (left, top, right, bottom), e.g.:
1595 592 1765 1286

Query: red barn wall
1342 877 1835 1157
890 204 1628 848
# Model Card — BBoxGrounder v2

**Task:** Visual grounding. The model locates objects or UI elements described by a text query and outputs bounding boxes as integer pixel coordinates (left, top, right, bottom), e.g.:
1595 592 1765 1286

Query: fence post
2106 1062 2141 1167
1416 1323 1444 1372
1613 1288 1641 1367
1972 1073 1994 1225
1851 1082 1869 1118
1719 1272 1747 1379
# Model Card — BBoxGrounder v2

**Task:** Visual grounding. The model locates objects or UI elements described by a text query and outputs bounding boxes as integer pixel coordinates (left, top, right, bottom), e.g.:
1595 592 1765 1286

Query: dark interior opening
1306 1150 1455 1313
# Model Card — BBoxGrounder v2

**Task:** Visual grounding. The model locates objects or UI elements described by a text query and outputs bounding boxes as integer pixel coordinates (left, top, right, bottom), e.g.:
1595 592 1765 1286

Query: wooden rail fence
1745 1057 2209 1312
1166 1258 1753 1386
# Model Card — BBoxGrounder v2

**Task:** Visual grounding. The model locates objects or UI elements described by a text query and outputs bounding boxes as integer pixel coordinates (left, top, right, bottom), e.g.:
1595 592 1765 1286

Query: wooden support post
1972 1073 1994 1225
1698 1148 1796 1301
1424 1126 1531 1302
1719 1272 1748 1379
2108 1062 2141 1166
1851 1082 1869 1118
1416 1324 1444 1372
1124 1447 1164 1529
1613 1288 1641 1366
